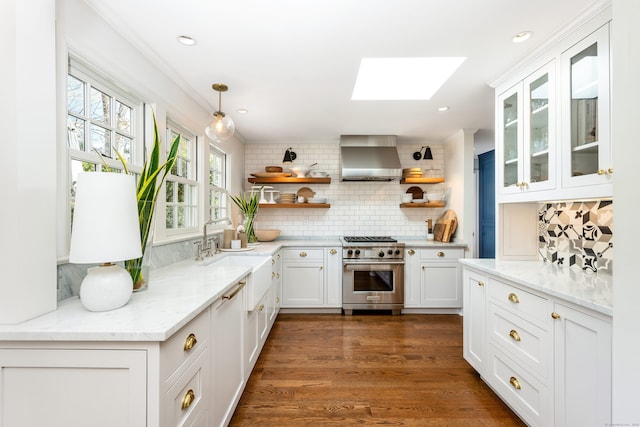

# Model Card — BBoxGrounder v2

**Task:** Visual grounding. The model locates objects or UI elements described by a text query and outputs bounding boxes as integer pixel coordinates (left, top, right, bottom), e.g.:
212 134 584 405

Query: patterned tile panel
538 200 613 273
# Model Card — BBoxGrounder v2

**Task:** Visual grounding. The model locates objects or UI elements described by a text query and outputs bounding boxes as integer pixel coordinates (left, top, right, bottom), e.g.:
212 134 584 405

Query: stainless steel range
341 236 405 315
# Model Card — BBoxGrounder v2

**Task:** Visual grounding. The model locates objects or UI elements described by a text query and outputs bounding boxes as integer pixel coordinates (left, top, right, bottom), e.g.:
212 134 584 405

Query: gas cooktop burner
343 236 397 243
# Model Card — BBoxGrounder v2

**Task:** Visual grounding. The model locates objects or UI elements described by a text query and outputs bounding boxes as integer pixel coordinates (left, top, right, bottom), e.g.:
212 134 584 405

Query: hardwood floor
230 313 525 426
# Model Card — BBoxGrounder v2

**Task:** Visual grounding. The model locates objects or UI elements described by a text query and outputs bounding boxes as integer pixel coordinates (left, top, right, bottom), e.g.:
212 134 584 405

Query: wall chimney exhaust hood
339 135 402 181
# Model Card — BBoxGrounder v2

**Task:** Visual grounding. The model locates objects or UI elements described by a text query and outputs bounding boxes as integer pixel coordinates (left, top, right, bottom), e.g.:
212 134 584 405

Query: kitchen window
66 60 145 244
209 145 228 222
164 123 198 234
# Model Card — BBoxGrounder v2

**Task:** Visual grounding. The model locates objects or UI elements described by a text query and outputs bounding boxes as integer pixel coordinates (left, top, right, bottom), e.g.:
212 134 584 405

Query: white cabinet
552 302 612 427
211 280 246 427
0 347 148 427
497 62 556 199
462 268 488 373
404 247 464 309
281 246 342 309
460 265 612 427
325 247 343 307
268 249 282 326
495 17 612 202
0 307 213 427
561 23 612 191
281 248 324 307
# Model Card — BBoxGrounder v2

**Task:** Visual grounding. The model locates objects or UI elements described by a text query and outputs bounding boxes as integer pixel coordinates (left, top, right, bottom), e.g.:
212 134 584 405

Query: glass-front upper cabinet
562 23 611 188
497 62 555 198
499 88 521 192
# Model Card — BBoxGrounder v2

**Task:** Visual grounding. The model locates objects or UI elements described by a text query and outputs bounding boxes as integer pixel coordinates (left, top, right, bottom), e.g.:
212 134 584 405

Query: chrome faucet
195 217 231 260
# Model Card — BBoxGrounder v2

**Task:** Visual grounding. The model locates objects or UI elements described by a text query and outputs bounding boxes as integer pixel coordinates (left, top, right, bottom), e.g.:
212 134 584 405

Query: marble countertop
0 240 339 343
459 259 613 316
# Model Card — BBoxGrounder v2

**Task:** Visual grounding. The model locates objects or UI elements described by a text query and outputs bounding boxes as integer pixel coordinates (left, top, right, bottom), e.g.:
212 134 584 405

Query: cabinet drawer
161 308 210 381
164 349 209 427
420 248 464 260
282 248 324 262
488 345 549 427
489 279 550 328
489 303 550 378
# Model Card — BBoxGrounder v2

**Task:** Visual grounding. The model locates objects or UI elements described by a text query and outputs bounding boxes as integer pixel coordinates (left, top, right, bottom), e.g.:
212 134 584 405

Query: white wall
0 0 57 324
444 129 477 257
612 0 640 423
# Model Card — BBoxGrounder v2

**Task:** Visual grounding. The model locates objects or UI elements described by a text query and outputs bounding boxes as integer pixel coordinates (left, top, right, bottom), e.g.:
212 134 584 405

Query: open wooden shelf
400 202 446 208
259 203 330 209
248 177 331 184
399 177 445 184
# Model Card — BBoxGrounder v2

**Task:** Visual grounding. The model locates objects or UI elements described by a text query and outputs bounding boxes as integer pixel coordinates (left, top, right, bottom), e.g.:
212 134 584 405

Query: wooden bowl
265 166 283 173
255 229 281 242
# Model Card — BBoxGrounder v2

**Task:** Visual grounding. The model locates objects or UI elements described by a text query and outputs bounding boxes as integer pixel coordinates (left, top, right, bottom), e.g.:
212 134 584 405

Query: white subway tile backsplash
246 142 448 238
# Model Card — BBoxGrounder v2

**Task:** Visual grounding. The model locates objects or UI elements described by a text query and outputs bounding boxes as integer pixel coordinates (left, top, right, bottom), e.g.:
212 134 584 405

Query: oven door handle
343 261 405 270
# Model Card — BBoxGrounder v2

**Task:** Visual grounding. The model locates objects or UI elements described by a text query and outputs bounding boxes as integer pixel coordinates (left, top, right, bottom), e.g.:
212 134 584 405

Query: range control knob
387 249 393 255
355 249 361 255
395 249 401 255
378 251 385 258
347 249 353 256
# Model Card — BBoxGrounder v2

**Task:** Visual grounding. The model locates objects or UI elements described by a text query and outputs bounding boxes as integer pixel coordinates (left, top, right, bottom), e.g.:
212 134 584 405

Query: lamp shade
70 173 142 264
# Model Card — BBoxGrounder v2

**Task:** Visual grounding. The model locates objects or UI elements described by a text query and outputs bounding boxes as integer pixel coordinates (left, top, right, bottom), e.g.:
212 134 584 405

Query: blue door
478 150 495 258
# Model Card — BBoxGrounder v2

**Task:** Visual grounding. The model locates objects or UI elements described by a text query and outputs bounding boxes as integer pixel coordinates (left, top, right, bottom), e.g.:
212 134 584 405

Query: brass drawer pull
437 251 445 257
509 330 521 342
509 376 521 390
299 251 307 257
183 333 197 351
478 281 485 287
551 312 561 319
330 249 337 255
508 292 520 304
181 389 195 410
222 280 246 301
408 249 415 256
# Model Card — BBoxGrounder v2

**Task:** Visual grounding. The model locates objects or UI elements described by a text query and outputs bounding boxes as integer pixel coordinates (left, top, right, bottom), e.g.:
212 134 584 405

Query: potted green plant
101 113 180 290
230 189 261 244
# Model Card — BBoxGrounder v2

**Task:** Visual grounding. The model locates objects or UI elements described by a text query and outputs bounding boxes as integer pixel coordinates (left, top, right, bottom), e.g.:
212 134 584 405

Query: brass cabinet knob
551 312 561 319
181 389 195 410
330 249 337 255
183 333 197 351
608 167 614 174
272 272 276 278
408 249 415 256
276 296 280 303
478 281 485 287
299 251 307 257
508 292 520 304
509 329 521 342
509 376 521 390
437 251 444 257
272 259 275 265
597 169 606 175
259 304 265 311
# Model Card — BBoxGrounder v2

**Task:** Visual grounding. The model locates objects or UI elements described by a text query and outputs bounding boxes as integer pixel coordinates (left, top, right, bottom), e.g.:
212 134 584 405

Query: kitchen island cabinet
460 259 612 427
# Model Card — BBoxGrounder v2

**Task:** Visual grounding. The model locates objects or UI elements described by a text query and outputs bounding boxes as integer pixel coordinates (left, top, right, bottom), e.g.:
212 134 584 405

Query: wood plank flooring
230 313 525 426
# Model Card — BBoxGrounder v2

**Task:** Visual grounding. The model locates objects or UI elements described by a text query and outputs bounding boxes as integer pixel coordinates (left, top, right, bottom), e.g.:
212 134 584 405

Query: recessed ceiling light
437 106 450 112
177 35 196 46
351 57 466 101
512 31 532 43
237 108 248 114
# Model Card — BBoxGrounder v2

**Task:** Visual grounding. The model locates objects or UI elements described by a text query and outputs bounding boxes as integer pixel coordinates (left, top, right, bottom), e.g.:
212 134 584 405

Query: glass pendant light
205 83 235 142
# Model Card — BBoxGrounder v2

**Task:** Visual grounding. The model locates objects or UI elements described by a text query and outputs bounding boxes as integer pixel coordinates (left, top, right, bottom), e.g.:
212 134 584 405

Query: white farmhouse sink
208 255 271 311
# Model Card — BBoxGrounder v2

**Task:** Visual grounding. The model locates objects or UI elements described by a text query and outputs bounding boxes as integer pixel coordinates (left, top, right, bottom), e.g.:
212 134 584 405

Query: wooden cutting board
433 220 452 243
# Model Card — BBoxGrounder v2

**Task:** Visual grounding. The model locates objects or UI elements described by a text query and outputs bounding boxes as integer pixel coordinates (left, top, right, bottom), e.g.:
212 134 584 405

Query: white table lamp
69 173 142 312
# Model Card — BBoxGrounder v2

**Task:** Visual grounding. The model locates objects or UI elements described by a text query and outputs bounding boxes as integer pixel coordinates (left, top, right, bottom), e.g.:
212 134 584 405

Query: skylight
351 57 466 101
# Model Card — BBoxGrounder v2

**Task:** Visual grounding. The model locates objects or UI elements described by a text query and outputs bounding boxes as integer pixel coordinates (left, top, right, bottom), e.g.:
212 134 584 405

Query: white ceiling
84 0 600 144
